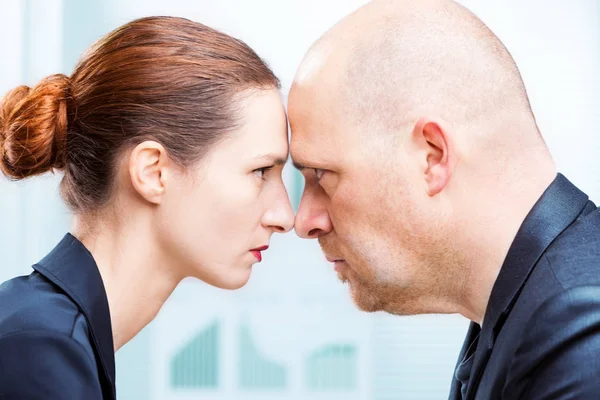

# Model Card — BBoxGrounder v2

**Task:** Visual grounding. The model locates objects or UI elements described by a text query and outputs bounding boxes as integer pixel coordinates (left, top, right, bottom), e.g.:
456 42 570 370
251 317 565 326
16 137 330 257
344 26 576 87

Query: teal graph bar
239 324 287 390
170 320 219 389
306 344 357 391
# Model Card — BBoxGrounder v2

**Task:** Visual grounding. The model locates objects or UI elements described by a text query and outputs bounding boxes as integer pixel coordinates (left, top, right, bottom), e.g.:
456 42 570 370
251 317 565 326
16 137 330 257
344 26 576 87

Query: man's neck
457 168 557 325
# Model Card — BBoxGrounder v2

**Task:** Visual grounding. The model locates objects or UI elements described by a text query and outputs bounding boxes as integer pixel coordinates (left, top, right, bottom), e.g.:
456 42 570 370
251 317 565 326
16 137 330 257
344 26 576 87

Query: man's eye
314 168 325 181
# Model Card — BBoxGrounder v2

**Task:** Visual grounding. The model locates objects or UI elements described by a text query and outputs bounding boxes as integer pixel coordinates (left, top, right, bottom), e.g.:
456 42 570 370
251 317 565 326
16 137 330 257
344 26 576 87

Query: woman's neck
71 214 181 351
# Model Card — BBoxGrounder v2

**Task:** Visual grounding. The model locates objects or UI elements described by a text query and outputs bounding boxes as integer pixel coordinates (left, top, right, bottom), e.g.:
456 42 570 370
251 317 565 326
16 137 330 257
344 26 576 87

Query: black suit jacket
449 174 600 399
0 234 115 399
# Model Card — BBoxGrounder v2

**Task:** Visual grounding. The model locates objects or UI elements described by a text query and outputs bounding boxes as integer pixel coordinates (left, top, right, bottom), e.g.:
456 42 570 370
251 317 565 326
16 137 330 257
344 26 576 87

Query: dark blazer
449 174 600 399
0 234 115 399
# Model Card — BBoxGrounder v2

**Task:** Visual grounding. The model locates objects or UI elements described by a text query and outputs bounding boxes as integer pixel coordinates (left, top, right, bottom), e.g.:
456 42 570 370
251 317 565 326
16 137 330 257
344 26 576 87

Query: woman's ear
128 141 169 204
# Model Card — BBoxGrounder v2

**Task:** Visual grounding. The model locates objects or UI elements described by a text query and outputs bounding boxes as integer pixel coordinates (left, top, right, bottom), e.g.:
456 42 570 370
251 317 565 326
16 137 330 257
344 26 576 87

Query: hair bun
0 74 69 180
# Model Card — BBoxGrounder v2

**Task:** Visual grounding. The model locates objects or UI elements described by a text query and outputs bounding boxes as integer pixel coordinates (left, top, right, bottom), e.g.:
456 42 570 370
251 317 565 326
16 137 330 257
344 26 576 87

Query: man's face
288 82 448 315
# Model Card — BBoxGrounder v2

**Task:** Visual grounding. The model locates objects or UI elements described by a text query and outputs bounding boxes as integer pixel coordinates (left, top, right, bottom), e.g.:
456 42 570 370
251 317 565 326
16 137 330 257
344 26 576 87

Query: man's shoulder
502 284 600 398
495 206 600 397
543 206 600 288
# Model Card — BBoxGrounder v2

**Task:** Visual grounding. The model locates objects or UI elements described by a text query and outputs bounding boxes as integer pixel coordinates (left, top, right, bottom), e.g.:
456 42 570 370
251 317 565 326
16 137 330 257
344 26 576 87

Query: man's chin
337 270 349 284
351 289 382 313
340 276 382 313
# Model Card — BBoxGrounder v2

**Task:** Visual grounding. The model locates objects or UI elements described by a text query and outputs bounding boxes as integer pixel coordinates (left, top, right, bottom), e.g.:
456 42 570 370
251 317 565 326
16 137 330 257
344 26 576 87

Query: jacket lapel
465 174 589 399
33 233 116 399
449 322 480 399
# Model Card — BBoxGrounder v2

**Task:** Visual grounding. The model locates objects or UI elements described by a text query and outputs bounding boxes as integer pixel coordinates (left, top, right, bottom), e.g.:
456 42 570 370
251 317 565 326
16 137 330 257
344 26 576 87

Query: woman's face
159 89 294 289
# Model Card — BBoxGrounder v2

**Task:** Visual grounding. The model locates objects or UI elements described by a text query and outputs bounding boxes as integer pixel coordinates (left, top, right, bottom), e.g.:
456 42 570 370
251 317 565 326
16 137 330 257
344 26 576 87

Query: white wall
0 0 69 283
462 0 600 201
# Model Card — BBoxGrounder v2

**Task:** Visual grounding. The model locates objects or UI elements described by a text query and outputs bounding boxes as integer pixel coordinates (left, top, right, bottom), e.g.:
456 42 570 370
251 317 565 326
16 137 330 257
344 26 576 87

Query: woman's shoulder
0 270 84 340
0 273 102 396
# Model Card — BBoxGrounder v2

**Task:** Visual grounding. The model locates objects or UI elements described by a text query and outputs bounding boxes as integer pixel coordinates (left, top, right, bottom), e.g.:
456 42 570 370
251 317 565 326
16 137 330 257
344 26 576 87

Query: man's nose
294 188 333 239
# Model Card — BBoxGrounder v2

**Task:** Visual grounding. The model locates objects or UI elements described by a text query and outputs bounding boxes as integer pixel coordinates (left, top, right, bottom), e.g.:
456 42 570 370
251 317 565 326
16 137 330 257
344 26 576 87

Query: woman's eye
253 166 274 180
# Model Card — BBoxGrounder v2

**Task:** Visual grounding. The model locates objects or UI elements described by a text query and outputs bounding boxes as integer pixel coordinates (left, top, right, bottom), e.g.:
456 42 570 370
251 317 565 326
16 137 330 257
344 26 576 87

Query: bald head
291 0 538 140
289 0 557 319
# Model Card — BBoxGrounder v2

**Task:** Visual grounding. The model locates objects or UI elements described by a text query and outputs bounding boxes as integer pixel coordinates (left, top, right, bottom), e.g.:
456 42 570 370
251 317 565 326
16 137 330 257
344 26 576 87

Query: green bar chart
168 320 361 395
306 344 358 391
239 324 287 390
170 320 219 389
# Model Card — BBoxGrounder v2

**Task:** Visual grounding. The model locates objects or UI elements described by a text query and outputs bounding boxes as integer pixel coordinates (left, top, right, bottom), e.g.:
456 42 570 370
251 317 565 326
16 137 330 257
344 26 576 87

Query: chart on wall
151 292 372 400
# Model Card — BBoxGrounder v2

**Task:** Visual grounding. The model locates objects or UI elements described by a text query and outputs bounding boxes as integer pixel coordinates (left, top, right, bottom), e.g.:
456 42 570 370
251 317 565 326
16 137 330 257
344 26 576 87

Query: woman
0 16 294 399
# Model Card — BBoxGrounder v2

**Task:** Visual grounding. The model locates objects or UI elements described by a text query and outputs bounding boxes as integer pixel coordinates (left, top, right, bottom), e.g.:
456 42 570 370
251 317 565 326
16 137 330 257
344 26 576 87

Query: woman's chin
207 270 252 290
186 260 254 290
219 278 250 290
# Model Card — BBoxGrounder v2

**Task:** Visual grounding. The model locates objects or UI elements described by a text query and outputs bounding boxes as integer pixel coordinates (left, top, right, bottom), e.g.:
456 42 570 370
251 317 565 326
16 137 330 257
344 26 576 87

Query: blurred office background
1 0 599 399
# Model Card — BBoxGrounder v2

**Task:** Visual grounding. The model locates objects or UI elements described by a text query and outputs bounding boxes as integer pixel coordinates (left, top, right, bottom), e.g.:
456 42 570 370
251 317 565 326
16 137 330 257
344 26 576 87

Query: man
288 0 600 398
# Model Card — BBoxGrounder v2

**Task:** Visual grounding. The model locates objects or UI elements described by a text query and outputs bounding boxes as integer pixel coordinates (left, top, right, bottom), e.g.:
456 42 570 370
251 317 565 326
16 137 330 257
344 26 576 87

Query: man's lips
325 255 347 271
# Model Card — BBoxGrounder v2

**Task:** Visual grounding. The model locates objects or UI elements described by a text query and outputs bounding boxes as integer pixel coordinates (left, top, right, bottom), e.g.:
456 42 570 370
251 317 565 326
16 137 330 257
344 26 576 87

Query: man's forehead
288 75 345 129
290 123 332 161
289 117 360 172
289 93 362 152
289 130 324 158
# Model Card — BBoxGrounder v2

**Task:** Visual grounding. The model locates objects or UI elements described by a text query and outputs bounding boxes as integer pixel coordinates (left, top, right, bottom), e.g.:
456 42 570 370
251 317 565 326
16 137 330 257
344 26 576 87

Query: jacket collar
33 233 115 398
465 173 589 399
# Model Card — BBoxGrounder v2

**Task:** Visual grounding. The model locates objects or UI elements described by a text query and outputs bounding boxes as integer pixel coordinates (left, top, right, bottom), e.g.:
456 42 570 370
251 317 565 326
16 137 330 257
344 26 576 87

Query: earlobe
412 117 453 197
128 141 168 205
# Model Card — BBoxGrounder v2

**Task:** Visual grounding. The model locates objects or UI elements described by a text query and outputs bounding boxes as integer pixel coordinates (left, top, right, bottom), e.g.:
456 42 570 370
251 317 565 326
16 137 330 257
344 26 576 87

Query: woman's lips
250 246 269 262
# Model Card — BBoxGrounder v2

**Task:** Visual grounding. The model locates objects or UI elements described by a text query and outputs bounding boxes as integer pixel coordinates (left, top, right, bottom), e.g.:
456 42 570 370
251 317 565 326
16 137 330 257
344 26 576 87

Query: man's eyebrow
292 161 309 171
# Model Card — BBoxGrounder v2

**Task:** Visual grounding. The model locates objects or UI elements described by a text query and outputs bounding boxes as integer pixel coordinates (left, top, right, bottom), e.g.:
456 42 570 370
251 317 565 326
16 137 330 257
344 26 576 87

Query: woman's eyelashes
253 165 275 181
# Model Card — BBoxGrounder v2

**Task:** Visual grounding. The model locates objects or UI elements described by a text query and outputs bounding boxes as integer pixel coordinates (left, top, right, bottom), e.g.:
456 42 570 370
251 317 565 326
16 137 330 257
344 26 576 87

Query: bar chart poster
150 288 372 400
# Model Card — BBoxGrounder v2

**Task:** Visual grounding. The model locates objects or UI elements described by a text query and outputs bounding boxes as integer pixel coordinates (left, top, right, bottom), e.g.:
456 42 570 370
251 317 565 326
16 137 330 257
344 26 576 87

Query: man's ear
412 117 454 196
128 140 169 205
